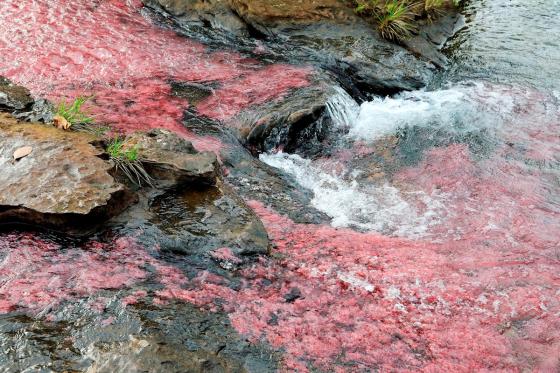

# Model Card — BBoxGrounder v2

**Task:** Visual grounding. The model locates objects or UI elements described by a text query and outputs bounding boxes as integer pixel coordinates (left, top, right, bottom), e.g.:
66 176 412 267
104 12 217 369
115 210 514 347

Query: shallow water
441 0 560 90
0 0 310 152
1 0 560 371
257 0 560 370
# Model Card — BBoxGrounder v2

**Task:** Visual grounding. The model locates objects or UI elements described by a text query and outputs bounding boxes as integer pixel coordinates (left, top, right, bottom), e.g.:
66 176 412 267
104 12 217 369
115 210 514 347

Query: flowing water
257 1 560 370
1 0 559 372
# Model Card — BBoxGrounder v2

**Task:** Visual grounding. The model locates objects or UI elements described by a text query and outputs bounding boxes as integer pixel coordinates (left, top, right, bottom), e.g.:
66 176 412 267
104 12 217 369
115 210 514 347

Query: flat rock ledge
126 129 220 188
0 114 129 232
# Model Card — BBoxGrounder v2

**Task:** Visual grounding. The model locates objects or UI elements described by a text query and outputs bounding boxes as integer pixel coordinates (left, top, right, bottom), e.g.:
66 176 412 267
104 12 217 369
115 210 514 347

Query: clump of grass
55 96 93 127
54 95 110 135
378 0 417 41
353 0 459 41
106 137 154 187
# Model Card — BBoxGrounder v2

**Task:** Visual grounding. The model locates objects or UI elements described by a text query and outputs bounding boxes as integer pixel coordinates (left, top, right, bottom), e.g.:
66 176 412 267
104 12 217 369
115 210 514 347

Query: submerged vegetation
353 0 459 41
106 137 154 187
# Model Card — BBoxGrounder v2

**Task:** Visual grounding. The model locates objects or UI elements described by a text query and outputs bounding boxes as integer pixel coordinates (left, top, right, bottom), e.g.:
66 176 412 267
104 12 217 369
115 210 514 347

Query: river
0 0 559 371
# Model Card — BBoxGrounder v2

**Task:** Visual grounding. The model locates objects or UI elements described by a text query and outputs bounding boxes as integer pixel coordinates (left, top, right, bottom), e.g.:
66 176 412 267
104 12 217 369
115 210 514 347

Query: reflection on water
442 0 560 90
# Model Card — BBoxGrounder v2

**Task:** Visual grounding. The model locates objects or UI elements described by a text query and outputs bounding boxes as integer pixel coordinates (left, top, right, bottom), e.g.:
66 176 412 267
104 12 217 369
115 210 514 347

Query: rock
231 78 336 152
86 335 253 373
145 0 435 95
148 182 270 256
171 81 216 105
0 76 54 123
0 114 130 231
228 0 355 35
279 21 434 94
0 76 34 111
284 287 302 303
225 0 435 93
403 13 465 68
221 145 330 225
125 129 220 188
143 0 250 37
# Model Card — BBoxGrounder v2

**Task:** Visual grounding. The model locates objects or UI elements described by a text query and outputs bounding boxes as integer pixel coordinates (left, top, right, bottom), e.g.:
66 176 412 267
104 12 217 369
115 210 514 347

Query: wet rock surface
126 129 220 188
0 76 34 111
232 78 335 152
144 0 436 96
0 233 279 372
147 183 270 257
0 114 129 232
404 13 465 68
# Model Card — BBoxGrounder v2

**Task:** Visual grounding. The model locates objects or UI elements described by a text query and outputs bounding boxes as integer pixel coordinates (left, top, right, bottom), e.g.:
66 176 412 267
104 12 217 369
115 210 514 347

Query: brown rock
228 0 355 32
126 129 220 188
0 114 130 231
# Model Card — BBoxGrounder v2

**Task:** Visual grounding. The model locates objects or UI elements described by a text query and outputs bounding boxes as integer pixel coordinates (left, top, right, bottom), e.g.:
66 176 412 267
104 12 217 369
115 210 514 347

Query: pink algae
187 199 558 372
1 145 558 371
0 0 311 151
149 144 560 371
0 234 150 314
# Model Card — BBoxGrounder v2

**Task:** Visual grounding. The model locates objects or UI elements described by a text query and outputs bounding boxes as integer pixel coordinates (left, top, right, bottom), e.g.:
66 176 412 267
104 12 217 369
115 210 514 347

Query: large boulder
0 114 130 231
145 0 435 96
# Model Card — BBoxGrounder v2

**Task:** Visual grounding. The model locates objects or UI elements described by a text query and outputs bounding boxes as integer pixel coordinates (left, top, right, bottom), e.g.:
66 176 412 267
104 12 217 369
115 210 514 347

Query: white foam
325 86 360 128
260 152 444 237
348 83 513 141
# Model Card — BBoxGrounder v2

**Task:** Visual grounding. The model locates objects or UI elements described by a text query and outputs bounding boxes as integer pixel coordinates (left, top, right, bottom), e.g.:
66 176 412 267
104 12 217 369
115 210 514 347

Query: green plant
106 137 154 187
55 96 93 128
353 0 459 41
377 0 417 41
424 0 447 21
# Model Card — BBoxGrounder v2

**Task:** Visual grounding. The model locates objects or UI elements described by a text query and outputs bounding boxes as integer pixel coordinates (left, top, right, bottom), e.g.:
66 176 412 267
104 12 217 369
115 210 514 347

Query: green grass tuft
377 0 417 41
55 96 93 127
353 0 459 41
106 137 153 187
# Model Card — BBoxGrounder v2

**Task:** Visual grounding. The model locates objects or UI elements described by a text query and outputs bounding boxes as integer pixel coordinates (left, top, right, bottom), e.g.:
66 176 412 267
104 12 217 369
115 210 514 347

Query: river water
260 0 560 370
1 0 559 372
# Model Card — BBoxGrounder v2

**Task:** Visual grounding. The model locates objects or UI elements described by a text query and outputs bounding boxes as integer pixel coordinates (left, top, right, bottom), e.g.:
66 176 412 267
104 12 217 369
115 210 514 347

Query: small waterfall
325 86 360 128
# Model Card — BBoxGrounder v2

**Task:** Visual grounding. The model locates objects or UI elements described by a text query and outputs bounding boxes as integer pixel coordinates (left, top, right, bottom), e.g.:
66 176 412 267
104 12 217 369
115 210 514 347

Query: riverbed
0 0 558 371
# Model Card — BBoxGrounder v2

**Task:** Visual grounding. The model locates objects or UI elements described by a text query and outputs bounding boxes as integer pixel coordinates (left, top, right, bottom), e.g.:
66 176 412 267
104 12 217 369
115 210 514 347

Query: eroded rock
0 114 129 231
126 129 220 188
148 182 270 257
230 78 336 152
144 0 250 36
0 76 34 111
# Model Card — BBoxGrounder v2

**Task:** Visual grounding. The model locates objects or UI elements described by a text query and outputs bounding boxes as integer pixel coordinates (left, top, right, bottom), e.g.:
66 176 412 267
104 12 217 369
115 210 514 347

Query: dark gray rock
144 0 435 95
0 76 34 111
404 13 465 68
148 182 270 257
232 78 336 152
